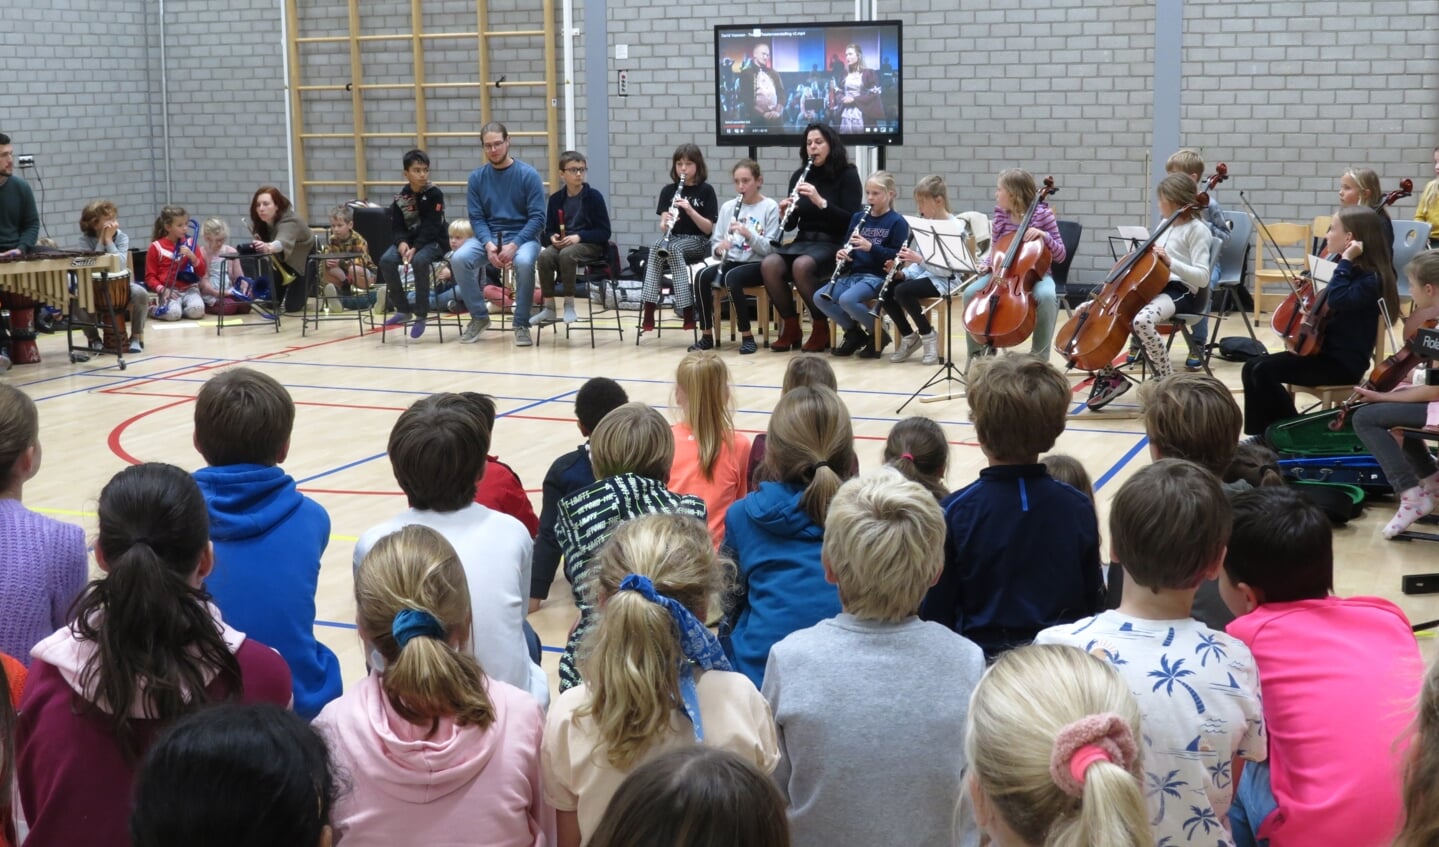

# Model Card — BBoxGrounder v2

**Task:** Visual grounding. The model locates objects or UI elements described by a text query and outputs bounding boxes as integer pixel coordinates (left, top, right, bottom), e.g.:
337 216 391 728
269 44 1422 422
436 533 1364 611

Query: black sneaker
1086 371 1131 410
832 327 868 357
739 337 758 355
687 336 715 352
856 329 890 359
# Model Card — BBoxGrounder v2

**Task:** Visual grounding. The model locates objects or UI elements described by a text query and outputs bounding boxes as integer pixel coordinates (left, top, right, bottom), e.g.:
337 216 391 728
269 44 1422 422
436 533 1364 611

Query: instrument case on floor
1279 456 1391 495
1266 409 1366 457
1287 479 1366 524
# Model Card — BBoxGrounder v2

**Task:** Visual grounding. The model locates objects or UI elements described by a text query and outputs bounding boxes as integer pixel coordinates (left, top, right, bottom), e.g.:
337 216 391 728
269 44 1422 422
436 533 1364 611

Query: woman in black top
761 123 863 352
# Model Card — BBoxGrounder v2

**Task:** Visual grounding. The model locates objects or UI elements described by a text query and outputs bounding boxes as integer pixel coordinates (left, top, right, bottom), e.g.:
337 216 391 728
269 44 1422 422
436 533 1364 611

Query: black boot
832 326 868 357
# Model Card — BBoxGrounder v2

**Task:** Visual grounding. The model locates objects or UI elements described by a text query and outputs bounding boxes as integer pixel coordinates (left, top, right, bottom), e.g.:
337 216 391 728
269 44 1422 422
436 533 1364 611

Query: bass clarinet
819 204 872 301
771 157 814 247
654 174 686 260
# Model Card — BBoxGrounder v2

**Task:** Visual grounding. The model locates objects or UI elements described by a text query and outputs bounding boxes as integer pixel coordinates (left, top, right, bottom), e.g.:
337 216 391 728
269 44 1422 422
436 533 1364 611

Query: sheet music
1309 254 1336 289
1116 225 1150 241
904 216 981 275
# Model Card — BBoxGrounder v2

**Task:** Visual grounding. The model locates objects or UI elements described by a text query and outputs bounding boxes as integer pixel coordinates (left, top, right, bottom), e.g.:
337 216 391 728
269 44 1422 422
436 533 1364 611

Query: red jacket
145 237 207 292
475 456 539 538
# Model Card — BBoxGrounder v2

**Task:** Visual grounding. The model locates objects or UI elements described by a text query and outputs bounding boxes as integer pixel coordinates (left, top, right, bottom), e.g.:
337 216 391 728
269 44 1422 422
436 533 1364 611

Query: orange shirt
668 423 751 548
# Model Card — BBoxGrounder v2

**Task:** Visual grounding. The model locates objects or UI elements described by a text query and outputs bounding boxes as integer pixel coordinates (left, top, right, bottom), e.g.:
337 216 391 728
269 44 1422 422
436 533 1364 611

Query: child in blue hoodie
721 385 855 687
192 368 341 719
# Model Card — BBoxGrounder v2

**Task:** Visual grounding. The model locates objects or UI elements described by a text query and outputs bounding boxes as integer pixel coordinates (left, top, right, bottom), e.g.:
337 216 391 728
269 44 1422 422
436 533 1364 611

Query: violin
1271 178 1413 356
962 176 1058 349
1329 304 1439 431
1055 166 1225 372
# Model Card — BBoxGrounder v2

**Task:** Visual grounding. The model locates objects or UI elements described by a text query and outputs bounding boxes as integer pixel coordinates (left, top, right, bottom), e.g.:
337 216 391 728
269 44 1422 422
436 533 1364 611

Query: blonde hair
675 352 734 482
358 520 495 727
1397 657 1439 847
578 514 732 769
913 175 952 213
356 525 495 730
0 383 38 489
448 219 474 239
865 170 899 201
1344 167 1384 208
591 402 674 482
1139 373 1242 476
781 355 837 394
200 218 228 240
997 169 1037 217
1164 149 1205 178
1042 454 1094 503
762 386 855 525
1409 251 1439 293
1156 173 1198 221
966 644 1152 847
967 355 1069 463
824 468 944 622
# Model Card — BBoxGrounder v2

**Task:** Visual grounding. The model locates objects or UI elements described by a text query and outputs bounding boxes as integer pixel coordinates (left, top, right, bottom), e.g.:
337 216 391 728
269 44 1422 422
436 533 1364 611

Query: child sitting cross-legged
1221 486 1423 847
762 468 985 847
1036 459 1266 847
919 355 1102 660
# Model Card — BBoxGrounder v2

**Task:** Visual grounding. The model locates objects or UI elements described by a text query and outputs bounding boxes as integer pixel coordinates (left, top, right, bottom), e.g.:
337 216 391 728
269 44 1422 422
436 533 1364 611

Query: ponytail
75 463 240 760
883 417 949 501
357 525 495 731
762 386 856 525
1053 760 1152 847
578 514 730 770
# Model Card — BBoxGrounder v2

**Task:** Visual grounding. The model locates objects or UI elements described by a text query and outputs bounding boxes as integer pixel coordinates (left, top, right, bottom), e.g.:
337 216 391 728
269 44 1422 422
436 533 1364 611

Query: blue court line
292 387 580 485
28 358 231 402
1093 436 1151 492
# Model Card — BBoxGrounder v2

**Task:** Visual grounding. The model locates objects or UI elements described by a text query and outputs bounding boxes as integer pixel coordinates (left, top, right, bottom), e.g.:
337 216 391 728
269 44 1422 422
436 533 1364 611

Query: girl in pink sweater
316 524 553 847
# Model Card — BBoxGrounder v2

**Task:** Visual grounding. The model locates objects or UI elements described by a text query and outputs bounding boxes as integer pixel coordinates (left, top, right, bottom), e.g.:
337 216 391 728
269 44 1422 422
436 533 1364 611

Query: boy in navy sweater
919 354 1103 658
533 150 612 327
192 368 341 719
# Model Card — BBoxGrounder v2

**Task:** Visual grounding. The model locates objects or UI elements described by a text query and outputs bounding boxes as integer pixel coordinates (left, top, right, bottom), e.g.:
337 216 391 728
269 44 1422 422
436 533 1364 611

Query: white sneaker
563 298 578 323
920 331 940 365
460 316 490 343
515 326 533 347
890 332 922 362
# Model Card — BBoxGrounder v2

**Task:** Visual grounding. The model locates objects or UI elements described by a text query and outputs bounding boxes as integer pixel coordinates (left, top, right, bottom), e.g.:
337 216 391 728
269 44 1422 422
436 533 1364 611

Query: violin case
1279 456 1391 495
1265 409 1366 457
1286 479 1366 524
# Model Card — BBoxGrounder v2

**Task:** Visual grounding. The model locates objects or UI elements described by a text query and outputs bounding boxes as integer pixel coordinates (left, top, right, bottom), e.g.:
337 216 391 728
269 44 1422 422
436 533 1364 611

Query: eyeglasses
482 140 508 150
563 167 588 174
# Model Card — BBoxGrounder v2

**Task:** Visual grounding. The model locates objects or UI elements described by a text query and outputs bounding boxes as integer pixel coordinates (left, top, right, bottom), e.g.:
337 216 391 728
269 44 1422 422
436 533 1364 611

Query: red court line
100 331 369 395
107 398 197 464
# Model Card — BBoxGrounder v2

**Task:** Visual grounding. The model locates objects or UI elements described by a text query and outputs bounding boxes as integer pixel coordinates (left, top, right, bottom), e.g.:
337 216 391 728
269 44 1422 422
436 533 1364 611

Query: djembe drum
92 269 132 352
5 293 40 364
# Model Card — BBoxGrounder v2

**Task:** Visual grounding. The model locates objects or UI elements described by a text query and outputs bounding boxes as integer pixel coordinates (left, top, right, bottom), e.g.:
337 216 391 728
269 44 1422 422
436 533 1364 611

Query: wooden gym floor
11 303 1438 693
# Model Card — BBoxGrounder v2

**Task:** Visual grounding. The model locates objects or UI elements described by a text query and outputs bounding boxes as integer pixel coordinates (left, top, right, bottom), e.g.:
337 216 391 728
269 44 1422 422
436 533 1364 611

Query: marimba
0 251 123 312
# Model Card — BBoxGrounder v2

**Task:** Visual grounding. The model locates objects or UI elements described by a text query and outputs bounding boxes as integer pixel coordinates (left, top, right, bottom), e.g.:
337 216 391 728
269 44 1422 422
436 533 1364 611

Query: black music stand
897 218 980 413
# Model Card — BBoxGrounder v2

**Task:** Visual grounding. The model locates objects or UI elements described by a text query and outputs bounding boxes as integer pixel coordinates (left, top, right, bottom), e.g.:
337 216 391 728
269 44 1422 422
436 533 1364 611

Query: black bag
1218 336 1267 361
625 247 647 279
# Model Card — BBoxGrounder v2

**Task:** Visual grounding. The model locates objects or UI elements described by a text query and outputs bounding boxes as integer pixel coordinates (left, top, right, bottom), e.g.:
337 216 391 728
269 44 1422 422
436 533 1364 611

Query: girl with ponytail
883 416 950 501
316 524 553 846
721 385 856 686
542 514 777 847
16 462 292 847
965 644 1152 847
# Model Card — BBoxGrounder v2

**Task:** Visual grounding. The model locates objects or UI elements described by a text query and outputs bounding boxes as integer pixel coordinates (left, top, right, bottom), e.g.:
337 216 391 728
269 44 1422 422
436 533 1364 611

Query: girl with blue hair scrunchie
313 525 555 845
540 513 779 847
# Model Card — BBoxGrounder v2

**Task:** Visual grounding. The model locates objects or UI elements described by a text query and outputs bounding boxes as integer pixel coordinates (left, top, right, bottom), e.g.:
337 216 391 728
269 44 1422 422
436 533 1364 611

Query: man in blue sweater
452 121 547 347
0 133 41 370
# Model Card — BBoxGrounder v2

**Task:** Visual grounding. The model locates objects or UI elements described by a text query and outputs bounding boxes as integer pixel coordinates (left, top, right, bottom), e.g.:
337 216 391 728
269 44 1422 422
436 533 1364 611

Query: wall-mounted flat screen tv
715 20 903 148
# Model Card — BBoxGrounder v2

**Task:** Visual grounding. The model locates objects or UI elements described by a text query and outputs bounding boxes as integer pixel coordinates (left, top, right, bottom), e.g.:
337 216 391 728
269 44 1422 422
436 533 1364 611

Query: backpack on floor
1218 336 1267 361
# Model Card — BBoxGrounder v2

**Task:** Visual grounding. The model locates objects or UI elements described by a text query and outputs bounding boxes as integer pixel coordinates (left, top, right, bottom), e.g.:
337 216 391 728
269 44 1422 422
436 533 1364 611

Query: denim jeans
814 273 883 330
1353 401 1436 493
454 237 540 326
1229 760 1276 847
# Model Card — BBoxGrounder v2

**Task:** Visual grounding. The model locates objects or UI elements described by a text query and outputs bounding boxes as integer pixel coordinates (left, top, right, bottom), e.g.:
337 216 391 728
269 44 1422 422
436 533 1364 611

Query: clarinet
654 174 686 260
723 193 747 253
818 204 872 301
771 157 814 247
869 249 908 317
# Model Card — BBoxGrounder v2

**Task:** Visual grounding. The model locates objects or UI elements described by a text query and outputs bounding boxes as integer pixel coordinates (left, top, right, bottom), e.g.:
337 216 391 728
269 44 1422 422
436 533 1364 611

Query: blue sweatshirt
842 208 909 277
721 481 841 687
544 184 612 245
466 159 546 248
1317 257 1383 379
194 464 342 719
920 464 1103 660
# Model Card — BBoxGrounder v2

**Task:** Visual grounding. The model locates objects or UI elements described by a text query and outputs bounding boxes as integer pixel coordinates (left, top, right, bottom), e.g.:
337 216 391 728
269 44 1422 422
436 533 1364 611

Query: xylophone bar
0 253 123 311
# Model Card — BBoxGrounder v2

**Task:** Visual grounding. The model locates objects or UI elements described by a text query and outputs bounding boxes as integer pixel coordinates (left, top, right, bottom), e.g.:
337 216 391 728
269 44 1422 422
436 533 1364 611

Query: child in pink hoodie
316 524 554 847
16 463 292 847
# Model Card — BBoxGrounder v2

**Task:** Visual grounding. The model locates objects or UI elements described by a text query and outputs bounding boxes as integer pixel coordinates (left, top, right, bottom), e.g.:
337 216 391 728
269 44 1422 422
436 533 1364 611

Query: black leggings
883 276 944 336
694 261 765 333
1240 351 1363 435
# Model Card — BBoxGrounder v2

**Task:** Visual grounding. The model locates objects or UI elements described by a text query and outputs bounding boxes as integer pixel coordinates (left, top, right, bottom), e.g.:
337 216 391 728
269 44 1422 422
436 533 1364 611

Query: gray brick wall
10 0 1436 281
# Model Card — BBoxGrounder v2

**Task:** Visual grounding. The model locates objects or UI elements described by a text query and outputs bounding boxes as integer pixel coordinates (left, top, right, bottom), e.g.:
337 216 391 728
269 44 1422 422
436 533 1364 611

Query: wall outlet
617 69 628 97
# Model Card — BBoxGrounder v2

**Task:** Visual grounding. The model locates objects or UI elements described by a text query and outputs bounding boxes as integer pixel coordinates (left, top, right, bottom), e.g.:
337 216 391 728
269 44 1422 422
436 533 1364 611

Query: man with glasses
532 150 611 327
453 121 547 346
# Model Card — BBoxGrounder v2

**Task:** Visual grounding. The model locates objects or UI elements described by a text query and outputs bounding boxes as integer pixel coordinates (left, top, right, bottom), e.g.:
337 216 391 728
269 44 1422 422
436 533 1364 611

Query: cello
1329 304 1439 431
1055 167 1225 372
1270 178 1413 356
962 176 1057 349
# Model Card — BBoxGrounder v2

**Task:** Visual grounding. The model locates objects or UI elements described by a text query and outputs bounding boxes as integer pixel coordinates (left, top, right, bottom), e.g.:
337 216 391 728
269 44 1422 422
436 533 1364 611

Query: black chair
566 240 626 347
1051 220 1083 314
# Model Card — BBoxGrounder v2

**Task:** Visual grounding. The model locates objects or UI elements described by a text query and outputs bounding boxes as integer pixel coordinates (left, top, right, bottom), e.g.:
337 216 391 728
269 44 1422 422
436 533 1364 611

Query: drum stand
898 220 979 413
65 267 129 370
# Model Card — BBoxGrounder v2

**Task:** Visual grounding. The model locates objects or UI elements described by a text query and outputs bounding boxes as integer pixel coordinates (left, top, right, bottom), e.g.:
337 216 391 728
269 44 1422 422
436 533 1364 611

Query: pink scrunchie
1048 712 1138 798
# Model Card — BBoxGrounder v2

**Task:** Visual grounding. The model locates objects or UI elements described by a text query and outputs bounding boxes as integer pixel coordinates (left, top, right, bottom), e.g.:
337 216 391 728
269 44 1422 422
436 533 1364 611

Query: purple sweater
0 500 87 665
